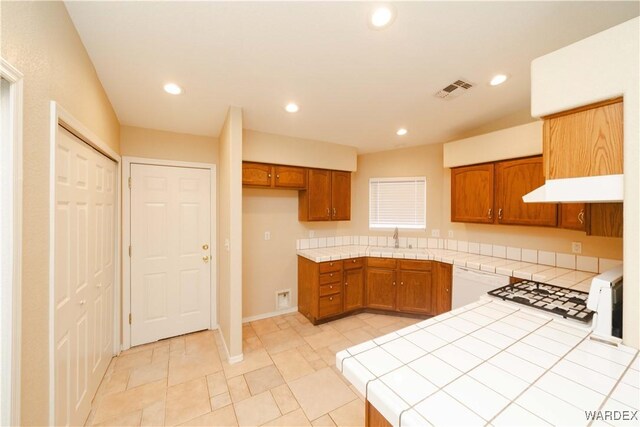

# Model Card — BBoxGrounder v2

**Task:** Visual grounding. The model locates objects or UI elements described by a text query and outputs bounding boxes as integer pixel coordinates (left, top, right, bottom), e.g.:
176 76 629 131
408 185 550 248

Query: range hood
523 174 624 203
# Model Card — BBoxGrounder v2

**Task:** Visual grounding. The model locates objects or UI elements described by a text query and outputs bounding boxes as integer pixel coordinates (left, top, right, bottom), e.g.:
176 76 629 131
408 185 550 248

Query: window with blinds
369 177 426 229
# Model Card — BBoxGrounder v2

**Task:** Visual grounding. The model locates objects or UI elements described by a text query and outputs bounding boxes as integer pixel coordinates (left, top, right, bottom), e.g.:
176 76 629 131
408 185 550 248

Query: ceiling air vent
435 79 474 100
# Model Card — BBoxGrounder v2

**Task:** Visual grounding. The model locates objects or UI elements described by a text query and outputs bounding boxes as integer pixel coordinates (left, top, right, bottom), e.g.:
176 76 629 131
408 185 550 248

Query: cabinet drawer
319 283 341 297
344 257 364 270
320 271 342 285
319 261 342 273
318 294 342 318
367 258 397 269
398 260 431 272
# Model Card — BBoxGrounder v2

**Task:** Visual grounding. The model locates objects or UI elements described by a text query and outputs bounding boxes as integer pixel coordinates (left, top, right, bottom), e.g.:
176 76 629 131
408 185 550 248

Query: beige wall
243 129 358 172
120 125 218 164
1 1 120 424
218 107 243 358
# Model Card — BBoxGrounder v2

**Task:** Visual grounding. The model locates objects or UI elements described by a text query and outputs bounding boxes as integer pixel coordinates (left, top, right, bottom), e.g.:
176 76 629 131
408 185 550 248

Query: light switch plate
264 231 271 241
309 230 315 238
448 230 454 238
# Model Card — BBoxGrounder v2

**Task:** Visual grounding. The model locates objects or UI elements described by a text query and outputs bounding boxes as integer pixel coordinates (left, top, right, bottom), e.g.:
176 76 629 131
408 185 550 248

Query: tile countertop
297 245 598 290
336 298 640 427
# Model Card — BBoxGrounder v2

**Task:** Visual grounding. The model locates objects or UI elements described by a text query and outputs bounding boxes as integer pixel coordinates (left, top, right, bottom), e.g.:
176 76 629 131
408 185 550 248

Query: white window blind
369 177 426 229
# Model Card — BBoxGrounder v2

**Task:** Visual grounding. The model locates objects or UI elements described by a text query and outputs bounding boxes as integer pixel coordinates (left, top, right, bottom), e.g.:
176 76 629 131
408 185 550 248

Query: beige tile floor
86 311 421 427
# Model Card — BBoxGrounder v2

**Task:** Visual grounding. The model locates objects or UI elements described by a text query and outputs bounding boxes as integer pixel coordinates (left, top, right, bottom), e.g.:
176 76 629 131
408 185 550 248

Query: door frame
48 102 122 425
1 58 23 427
121 157 217 351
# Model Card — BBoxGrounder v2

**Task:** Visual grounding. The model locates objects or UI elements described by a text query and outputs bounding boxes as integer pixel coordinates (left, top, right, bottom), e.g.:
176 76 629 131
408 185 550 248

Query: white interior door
130 164 212 346
54 126 116 426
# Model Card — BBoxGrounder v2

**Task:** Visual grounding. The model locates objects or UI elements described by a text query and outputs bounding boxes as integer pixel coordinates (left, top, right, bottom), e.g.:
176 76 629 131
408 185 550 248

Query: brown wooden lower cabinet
298 256 453 324
365 400 392 427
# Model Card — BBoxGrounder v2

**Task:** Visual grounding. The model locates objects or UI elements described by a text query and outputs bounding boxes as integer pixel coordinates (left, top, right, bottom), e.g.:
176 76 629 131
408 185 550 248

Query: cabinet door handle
392 281 396 286
326 207 330 216
498 208 503 220
333 207 336 217
345 282 348 286
352 259 356 263
276 174 280 179
330 273 333 277
488 208 493 219
329 297 333 301
578 209 585 224
400 281 404 285
268 173 271 178
329 285 333 289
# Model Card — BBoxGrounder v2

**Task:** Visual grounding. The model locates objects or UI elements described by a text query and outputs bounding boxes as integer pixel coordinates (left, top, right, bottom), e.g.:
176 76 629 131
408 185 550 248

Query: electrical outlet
264 231 271 241
448 230 454 238
308 230 315 238
571 242 582 254
431 229 440 238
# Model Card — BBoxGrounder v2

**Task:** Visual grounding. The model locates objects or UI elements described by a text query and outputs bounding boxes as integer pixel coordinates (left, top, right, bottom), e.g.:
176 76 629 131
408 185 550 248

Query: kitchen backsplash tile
295 236 621 275
492 245 506 259
538 251 556 267
521 249 538 264
506 247 521 261
480 243 493 256
576 256 598 273
556 253 576 270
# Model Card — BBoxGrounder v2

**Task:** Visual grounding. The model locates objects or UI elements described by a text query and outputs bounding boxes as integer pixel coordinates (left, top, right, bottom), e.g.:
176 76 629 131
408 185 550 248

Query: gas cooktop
488 280 595 323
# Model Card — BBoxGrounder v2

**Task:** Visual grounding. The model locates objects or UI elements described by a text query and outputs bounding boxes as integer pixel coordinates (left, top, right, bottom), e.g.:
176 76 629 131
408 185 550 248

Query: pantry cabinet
451 163 494 223
242 162 306 189
299 169 351 221
494 157 557 226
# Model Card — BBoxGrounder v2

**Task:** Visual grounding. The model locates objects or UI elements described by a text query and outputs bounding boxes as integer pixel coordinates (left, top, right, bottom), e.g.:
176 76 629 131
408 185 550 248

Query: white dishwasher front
452 266 511 309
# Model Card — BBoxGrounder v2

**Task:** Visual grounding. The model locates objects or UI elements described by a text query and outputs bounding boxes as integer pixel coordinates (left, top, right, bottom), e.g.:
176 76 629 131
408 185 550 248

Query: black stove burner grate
487 280 595 323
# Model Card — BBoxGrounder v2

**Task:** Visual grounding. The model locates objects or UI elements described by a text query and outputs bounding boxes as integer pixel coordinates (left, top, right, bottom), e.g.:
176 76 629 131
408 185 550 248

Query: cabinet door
451 164 494 223
331 171 351 220
397 270 432 315
559 204 586 231
242 162 273 187
495 157 557 226
304 169 332 221
432 262 452 315
274 165 306 189
366 268 395 311
343 268 364 312
586 203 623 238
543 99 623 179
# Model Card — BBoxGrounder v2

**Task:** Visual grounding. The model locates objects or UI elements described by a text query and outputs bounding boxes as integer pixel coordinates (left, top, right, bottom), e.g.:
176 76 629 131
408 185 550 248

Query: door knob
203 244 209 250
203 255 209 263
79 300 86 305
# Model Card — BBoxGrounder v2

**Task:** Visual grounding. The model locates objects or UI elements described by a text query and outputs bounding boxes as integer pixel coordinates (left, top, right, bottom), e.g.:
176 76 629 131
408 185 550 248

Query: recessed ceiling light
396 128 408 136
285 103 299 113
490 74 509 86
370 6 395 29
163 83 182 95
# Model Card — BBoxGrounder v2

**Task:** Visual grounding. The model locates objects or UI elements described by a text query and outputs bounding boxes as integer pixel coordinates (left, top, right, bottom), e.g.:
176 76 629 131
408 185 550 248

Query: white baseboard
242 307 298 323
216 328 244 364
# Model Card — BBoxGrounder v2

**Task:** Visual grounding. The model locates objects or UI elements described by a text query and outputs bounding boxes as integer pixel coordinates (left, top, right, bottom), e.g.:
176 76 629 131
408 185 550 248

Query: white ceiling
65 1 639 153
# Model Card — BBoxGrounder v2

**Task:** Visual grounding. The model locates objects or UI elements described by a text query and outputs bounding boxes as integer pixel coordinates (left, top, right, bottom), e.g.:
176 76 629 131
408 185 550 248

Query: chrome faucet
393 227 399 248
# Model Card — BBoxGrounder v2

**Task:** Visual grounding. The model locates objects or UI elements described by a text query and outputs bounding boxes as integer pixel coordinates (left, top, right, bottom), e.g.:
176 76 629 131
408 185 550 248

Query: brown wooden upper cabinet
242 162 306 189
495 157 557 226
299 169 351 221
559 203 586 231
452 156 557 227
543 98 623 179
451 163 494 223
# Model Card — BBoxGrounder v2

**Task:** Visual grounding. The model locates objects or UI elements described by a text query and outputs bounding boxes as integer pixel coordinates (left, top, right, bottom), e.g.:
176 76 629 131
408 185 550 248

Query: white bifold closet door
130 164 211 347
54 126 116 426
